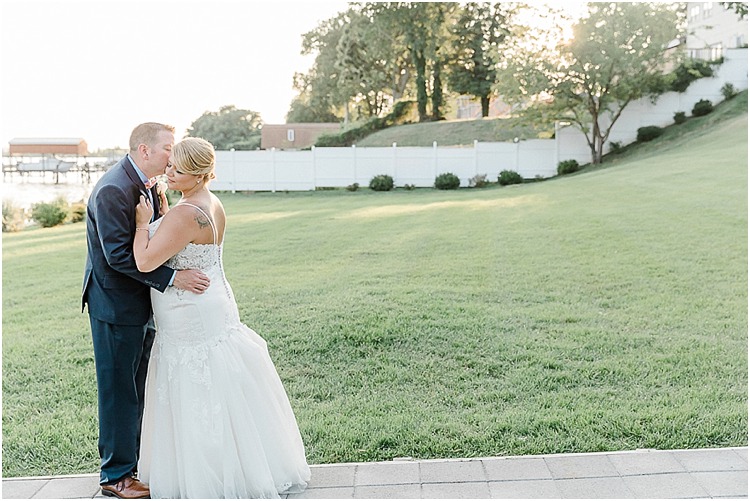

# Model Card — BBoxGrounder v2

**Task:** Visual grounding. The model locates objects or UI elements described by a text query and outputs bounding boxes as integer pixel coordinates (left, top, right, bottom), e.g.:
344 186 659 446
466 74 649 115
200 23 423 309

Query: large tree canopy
291 2 463 124
448 2 516 117
497 2 682 164
292 11 351 122
334 6 411 118
375 2 457 121
187 105 262 150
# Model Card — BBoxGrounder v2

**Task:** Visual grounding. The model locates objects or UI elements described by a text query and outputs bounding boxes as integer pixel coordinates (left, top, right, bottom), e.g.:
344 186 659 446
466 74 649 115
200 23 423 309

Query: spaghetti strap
178 202 217 245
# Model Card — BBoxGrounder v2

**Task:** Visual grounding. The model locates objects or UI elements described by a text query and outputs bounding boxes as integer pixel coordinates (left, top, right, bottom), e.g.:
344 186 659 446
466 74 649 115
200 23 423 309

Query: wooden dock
2 159 112 184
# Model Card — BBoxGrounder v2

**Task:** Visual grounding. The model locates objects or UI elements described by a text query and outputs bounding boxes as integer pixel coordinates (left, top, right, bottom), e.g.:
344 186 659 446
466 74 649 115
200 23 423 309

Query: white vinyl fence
211 140 561 191
211 48 747 192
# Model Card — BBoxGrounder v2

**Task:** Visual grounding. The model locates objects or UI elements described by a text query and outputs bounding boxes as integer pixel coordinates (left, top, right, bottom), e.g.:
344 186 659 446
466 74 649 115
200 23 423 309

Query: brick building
8 137 88 156
260 123 341 150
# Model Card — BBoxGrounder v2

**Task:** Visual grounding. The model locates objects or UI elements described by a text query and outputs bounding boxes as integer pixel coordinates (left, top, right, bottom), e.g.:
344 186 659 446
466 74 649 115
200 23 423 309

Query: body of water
2 154 110 211
2 172 104 211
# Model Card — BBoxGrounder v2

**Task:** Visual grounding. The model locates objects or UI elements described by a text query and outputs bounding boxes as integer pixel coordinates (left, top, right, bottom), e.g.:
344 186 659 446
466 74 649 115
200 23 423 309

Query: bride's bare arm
133 197 202 273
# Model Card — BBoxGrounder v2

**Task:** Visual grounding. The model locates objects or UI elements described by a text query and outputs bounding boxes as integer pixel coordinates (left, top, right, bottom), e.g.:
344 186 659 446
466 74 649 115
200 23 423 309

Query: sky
0 0 350 151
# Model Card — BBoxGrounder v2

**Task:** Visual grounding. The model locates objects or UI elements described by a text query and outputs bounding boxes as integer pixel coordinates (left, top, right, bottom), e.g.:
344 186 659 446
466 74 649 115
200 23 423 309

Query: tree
405 2 456 121
292 2 457 124
291 5 411 123
720 2 748 19
447 2 516 117
290 12 351 123
497 3 681 164
286 95 339 123
365 2 456 122
334 8 410 118
187 105 262 150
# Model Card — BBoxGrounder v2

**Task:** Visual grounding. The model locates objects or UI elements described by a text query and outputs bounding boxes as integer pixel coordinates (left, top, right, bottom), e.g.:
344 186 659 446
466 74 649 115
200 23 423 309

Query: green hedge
637 126 664 142
498 170 523 186
369 174 394 191
692 99 714 117
435 172 460 190
557 159 580 175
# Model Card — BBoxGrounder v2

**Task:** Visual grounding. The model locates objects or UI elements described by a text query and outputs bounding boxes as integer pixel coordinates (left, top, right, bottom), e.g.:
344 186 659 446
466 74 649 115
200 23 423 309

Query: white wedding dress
138 203 310 499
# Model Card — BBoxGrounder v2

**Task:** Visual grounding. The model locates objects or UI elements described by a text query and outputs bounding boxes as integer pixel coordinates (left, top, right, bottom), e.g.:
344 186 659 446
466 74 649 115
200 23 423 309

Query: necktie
143 178 156 219
150 186 159 222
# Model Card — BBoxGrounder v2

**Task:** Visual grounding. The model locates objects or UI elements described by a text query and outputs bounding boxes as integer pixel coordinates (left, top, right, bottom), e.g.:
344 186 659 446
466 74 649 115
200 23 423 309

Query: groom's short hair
129 122 176 152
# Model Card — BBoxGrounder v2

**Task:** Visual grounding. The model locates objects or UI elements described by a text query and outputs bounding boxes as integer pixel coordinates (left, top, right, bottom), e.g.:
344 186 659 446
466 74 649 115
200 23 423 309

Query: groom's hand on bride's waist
173 269 211 294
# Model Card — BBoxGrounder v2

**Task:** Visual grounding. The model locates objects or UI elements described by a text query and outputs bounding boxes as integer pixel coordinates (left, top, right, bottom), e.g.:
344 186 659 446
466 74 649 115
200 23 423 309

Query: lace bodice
148 208 221 272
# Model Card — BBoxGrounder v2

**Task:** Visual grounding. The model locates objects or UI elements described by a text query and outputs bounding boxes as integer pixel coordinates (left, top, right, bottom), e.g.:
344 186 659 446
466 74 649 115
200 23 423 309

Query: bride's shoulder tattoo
192 207 211 229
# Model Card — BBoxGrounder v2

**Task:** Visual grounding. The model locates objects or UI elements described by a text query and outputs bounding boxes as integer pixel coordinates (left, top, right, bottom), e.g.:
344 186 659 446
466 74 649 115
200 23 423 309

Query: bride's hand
157 182 169 216
136 195 153 227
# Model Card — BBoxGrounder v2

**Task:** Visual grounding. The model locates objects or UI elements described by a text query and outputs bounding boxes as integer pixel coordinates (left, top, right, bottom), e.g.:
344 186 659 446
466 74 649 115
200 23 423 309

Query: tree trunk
413 51 428 121
589 142 598 165
431 62 443 121
591 119 602 164
481 95 490 117
393 69 409 101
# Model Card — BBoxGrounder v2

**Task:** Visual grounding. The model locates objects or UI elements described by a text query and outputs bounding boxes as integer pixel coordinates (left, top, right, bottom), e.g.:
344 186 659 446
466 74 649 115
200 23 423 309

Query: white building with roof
687 2 748 59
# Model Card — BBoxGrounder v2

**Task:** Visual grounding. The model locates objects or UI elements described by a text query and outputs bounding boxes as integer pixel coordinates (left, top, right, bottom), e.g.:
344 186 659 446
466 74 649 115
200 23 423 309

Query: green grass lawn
3 109 747 478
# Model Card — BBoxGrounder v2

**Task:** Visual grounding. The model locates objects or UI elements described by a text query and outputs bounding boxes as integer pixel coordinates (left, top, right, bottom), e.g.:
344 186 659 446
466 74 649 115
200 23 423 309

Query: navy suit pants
89 317 155 485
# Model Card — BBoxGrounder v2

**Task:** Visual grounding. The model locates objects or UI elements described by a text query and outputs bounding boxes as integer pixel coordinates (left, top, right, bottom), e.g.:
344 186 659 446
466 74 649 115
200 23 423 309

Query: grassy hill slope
355 90 747 152
354 116 548 147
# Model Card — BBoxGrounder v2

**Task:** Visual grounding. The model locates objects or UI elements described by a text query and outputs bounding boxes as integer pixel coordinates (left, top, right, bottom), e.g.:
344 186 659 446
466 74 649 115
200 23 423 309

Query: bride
132 137 310 498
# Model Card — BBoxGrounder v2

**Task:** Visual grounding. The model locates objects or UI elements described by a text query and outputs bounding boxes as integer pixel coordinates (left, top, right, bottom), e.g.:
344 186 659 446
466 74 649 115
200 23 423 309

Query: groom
82 122 210 498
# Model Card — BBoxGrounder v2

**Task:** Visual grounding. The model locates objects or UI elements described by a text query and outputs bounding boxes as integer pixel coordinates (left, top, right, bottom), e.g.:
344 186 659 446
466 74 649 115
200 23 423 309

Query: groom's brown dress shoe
101 476 150 499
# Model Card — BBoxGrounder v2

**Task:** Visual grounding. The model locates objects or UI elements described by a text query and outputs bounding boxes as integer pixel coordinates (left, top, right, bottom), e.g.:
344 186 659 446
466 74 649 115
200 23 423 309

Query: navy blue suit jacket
82 156 174 325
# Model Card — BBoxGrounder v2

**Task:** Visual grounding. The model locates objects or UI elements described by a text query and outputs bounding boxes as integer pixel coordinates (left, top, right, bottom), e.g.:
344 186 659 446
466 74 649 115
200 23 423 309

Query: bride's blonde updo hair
172 137 216 183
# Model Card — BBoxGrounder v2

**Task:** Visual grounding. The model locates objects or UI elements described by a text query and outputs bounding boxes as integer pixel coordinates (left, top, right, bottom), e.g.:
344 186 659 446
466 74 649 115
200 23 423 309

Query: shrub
2 201 26 232
403 184 416 190
498 170 523 186
434 172 460 190
668 59 715 92
469 174 488 188
346 183 359 192
609 141 623 154
673 111 687 124
721 83 737 100
692 99 714 117
637 126 663 142
31 198 68 228
69 202 87 223
369 174 394 191
557 159 580 175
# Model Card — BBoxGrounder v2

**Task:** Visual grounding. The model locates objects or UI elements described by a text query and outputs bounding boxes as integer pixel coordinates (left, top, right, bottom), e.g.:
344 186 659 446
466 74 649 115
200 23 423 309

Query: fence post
433 141 438 179
392 142 397 183
352 144 357 184
473 139 479 177
271 147 276 193
230 148 236 193
554 123 560 172
311 145 317 191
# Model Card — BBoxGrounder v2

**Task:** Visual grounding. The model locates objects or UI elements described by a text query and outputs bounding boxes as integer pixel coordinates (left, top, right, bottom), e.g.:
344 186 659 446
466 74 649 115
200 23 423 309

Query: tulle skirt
139 296 310 499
